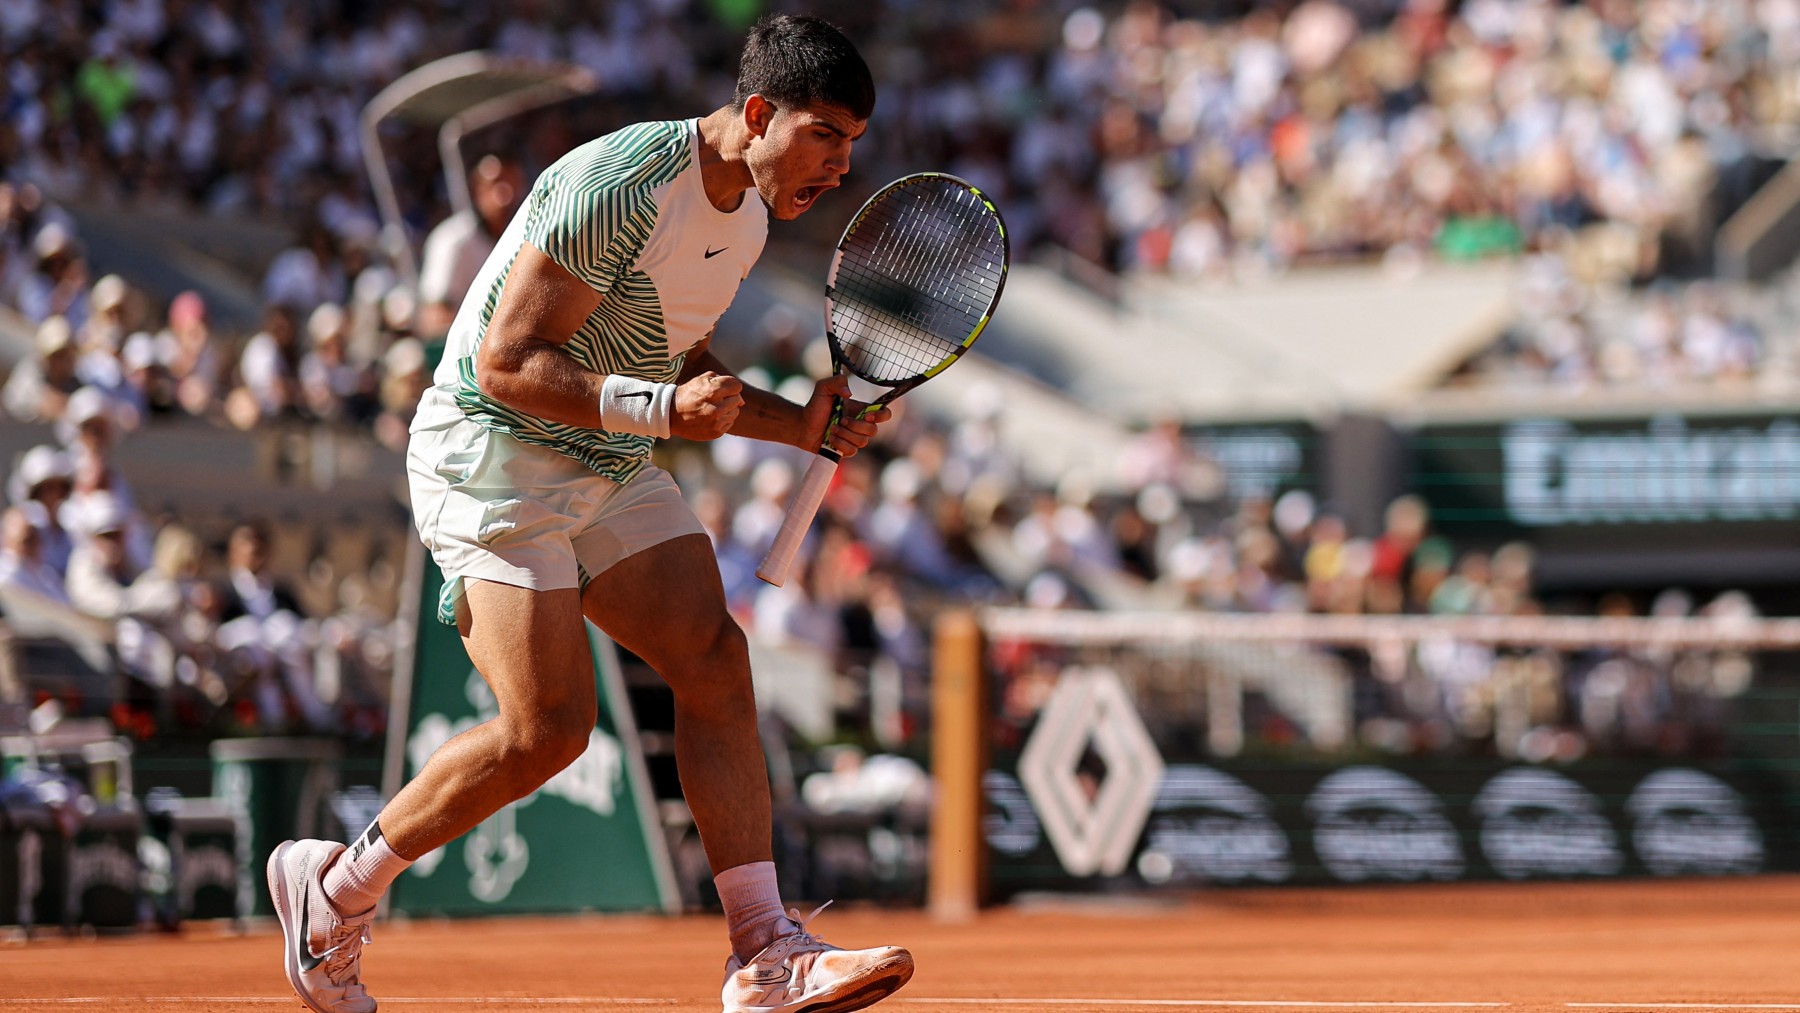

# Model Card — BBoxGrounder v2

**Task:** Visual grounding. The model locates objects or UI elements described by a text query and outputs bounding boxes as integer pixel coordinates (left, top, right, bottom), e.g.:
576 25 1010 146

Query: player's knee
665 620 753 714
499 701 596 787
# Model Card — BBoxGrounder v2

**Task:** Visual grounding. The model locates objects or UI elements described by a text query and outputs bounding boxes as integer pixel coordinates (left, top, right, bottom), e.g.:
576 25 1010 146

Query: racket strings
830 180 1005 383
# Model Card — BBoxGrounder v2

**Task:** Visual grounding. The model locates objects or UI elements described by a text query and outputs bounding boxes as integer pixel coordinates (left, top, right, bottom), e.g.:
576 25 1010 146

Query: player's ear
743 94 777 139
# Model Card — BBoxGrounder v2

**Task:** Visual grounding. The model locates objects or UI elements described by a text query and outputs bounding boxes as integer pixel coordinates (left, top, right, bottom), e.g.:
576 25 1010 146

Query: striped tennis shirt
413 118 769 484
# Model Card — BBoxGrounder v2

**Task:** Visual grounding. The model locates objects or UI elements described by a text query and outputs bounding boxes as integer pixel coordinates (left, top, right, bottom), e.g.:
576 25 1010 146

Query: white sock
322 821 412 915
715 861 796 962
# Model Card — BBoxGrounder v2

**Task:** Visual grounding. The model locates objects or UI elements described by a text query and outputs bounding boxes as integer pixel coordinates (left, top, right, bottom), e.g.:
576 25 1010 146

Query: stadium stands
2 0 1797 773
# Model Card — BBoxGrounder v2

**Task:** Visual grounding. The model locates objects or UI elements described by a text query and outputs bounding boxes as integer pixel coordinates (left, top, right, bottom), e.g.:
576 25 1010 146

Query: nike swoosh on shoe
298 901 324 971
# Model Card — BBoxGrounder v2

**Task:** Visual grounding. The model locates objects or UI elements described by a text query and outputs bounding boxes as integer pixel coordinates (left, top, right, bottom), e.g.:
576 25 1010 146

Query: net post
928 608 986 922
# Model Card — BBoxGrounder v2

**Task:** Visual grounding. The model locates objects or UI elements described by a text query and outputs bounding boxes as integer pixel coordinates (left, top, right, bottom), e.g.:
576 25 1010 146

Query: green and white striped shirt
415 118 768 484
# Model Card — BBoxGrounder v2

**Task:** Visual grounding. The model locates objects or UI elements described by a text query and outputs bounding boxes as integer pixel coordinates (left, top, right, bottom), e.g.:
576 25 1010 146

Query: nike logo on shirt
705 246 728 259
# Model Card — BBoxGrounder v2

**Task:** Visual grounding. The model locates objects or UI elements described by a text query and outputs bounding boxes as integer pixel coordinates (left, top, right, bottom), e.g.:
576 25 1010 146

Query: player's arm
474 243 744 439
679 339 888 458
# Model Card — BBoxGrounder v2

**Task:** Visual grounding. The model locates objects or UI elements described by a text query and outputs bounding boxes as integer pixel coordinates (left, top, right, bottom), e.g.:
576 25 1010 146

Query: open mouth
793 183 832 211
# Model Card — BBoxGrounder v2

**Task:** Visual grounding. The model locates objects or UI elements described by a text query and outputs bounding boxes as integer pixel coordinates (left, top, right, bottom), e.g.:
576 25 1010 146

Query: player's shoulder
541 119 694 202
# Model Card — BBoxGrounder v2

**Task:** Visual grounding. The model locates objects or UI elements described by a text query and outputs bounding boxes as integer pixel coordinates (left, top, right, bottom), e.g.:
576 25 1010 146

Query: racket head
823 173 1009 390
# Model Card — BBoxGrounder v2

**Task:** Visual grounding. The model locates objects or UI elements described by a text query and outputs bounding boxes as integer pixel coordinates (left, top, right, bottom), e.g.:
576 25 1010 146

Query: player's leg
580 534 772 897
372 578 598 857
269 578 595 1013
582 531 913 1013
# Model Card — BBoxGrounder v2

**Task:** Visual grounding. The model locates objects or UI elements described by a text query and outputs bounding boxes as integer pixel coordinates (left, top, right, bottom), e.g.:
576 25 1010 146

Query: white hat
307 302 347 343
32 222 73 260
121 332 157 371
64 386 111 428
36 315 73 356
8 445 73 504
55 386 125 450
90 274 128 313
69 491 130 537
383 337 425 375
381 287 416 331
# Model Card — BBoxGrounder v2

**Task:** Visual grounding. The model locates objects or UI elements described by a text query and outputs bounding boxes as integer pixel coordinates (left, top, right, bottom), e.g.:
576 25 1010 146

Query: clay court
4 877 1798 1012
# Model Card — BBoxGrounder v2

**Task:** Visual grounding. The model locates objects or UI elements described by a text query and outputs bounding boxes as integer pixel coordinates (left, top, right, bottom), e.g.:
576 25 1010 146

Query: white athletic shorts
406 410 704 624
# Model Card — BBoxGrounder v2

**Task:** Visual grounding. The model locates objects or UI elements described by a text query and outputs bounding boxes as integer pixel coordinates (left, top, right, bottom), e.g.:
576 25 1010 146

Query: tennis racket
756 172 1009 587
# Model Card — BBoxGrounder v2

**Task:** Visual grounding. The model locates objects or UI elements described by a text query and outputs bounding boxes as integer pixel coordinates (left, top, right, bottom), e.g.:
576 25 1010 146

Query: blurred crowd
961 0 1796 276
6 0 1799 417
9 0 1798 271
1445 252 1800 392
0 181 433 446
2 0 1795 755
0 428 393 739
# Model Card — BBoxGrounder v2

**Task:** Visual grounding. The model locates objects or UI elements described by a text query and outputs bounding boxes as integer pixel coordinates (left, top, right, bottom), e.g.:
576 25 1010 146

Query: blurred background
4 0 1800 931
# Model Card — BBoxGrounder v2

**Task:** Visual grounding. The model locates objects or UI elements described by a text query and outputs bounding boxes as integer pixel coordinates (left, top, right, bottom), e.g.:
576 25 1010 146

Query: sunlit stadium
3 2 1800 1011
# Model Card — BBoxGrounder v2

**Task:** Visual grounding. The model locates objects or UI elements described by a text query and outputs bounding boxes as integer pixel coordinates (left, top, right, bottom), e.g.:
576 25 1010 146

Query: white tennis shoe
267 839 378 1013
720 902 914 1013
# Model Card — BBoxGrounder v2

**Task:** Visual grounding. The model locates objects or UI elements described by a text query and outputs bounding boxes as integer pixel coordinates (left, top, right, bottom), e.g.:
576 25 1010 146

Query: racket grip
757 452 839 587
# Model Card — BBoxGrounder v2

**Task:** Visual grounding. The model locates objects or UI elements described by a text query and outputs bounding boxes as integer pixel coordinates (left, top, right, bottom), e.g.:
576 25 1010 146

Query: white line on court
6 1000 1797 1010
0 1000 673 1007
902 1001 1508 1008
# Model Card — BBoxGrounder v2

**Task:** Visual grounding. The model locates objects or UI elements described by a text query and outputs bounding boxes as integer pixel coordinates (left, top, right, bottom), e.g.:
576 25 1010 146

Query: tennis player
268 15 910 1013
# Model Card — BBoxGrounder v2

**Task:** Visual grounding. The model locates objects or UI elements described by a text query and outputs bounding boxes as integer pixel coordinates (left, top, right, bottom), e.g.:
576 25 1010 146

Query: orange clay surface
3 877 1799 1012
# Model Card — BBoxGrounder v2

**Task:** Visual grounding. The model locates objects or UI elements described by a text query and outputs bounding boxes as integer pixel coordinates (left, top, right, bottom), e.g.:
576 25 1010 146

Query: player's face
745 98 866 221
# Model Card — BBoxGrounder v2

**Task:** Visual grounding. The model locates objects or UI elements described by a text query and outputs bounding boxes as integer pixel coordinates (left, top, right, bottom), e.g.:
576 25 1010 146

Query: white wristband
599 374 676 438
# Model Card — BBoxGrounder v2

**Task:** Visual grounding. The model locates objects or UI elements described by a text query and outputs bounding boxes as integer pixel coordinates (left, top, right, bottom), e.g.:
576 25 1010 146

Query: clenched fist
671 371 744 440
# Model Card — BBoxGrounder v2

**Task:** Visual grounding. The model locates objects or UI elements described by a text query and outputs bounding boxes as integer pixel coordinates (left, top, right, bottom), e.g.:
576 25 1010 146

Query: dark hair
733 14 875 121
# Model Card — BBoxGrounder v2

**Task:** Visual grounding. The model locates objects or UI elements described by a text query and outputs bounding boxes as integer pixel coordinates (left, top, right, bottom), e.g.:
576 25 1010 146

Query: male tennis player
268 16 910 1013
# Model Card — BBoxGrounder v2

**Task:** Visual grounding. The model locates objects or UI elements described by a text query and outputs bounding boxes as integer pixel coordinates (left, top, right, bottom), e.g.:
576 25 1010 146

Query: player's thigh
579 532 746 688
459 578 597 728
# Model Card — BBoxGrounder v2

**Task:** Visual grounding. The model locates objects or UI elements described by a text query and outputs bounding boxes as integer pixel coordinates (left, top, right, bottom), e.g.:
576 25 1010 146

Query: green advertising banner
1408 413 1800 587
384 553 677 916
1411 413 1800 532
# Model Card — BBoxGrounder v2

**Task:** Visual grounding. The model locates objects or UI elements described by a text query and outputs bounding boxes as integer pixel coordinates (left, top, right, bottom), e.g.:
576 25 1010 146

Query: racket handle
757 452 839 587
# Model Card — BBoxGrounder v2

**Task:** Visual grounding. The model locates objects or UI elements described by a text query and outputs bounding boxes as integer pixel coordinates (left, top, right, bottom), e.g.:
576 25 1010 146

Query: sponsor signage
1412 413 1800 532
1473 768 1622 879
1135 766 1290 885
988 758 1780 893
1184 424 1317 502
1307 767 1464 883
1016 668 1164 877
986 669 1785 892
1503 417 1800 526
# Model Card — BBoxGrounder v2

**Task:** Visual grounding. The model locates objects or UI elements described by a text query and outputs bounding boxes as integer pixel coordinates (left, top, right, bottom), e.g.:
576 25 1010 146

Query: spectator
215 521 334 732
228 304 302 427
866 458 959 587
62 492 173 624
374 335 430 450
16 223 89 330
298 302 374 423
415 155 523 338
0 503 68 604
59 386 136 508
262 223 342 315
156 290 221 417
2 315 79 423
127 523 231 714
6 445 75 575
